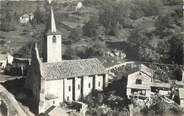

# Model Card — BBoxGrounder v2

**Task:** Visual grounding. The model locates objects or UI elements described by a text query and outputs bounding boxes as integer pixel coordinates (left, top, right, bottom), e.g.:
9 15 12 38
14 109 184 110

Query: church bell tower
44 6 62 63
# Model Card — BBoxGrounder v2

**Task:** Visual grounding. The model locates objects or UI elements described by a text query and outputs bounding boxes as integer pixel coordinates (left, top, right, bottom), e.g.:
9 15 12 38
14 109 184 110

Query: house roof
128 71 152 80
41 58 107 80
139 64 153 77
13 57 31 63
179 88 184 99
151 82 170 88
0 54 7 61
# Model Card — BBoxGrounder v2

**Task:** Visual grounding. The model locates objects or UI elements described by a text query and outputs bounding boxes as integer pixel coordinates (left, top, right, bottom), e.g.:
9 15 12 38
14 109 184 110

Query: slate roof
41 58 107 80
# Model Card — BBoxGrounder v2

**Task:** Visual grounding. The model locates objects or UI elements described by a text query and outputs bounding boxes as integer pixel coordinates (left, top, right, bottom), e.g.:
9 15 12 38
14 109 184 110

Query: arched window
52 35 56 43
136 79 142 84
98 82 100 87
88 83 91 88
68 86 71 92
67 96 69 101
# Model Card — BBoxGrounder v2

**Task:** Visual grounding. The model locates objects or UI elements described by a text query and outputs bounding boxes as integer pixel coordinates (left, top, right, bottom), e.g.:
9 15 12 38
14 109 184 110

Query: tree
70 26 83 42
34 6 44 24
83 16 101 37
98 0 131 35
169 35 183 64
130 0 164 19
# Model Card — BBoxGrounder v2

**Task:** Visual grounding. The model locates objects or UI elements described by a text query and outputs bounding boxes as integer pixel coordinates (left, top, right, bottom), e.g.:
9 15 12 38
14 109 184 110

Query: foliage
130 0 164 19
0 4 16 32
148 96 183 116
168 34 183 64
83 16 101 37
69 26 83 42
98 0 130 35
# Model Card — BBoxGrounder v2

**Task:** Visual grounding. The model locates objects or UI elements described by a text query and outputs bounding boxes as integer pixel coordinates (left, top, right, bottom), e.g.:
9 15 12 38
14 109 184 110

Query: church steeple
43 5 62 63
50 6 57 33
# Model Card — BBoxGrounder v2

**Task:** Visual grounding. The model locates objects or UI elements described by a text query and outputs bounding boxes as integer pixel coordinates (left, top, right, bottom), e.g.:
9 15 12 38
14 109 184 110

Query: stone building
26 6 108 114
19 13 34 24
127 64 153 98
127 64 171 99
179 88 184 108
0 54 7 71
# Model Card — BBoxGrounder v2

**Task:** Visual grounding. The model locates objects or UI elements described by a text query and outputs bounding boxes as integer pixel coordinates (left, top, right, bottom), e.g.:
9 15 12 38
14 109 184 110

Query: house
0 54 7 71
4 57 30 76
26 6 108 114
19 13 34 24
127 64 152 98
127 64 171 99
75 2 83 11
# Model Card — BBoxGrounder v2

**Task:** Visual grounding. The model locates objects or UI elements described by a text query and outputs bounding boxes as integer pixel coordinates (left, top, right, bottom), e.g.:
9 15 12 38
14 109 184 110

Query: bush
83 16 101 37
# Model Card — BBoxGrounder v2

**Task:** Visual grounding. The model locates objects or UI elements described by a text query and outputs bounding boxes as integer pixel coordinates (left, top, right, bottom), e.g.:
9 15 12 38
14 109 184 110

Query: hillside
0 0 183 64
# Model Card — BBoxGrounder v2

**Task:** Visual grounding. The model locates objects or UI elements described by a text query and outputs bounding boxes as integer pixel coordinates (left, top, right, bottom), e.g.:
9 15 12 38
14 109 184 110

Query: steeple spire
51 6 57 33
44 3 62 63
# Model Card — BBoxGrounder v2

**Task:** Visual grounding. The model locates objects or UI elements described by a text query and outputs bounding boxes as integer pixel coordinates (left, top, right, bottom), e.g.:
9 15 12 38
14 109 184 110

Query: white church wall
94 75 103 91
83 76 93 97
44 80 63 110
182 70 184 83
105 74 109 87
74 77 82 101
45 80 64 105
64 78 73 101
47 34 62 62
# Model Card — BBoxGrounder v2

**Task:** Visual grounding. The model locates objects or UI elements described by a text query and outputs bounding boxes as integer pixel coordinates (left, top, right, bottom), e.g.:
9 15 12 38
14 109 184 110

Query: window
52 35 56 43
78 84 80 90
136 79 142 84
68 86 71 91
88 83 91 88
53 101 55 104
98 82 100 87
67 96 69 101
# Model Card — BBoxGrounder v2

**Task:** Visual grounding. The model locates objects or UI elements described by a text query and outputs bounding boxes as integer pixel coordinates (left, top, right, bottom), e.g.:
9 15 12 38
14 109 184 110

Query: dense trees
1 0 183 64
82 0 183 64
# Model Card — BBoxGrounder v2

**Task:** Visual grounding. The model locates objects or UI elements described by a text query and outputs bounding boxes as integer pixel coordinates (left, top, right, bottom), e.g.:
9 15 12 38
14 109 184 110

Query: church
26 6 109 113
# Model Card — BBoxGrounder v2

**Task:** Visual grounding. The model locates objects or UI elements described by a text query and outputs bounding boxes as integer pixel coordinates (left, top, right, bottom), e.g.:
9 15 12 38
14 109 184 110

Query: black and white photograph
0 0 184 116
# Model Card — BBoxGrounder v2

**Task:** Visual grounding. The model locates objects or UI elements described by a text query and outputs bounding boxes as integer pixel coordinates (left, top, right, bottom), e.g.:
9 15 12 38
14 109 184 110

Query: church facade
26 6 108 114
